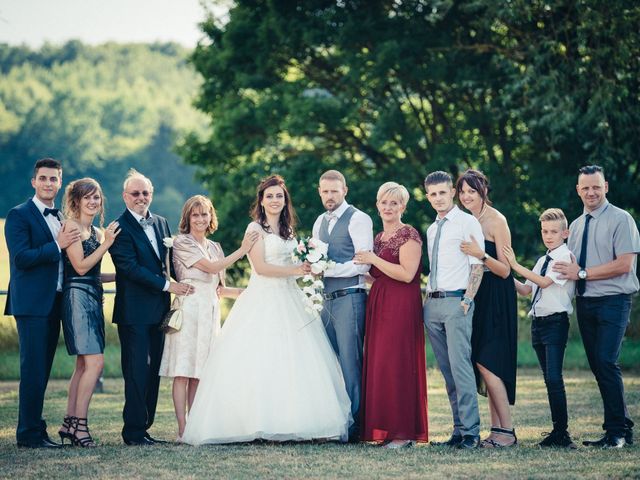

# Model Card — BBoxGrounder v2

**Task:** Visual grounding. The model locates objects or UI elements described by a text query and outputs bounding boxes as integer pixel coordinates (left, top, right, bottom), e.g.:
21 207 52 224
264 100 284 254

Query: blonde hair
179 195 218 235
539 208 568 230
376 181 410 206
123 168 153 192
62 177 105 227
319 170 347 187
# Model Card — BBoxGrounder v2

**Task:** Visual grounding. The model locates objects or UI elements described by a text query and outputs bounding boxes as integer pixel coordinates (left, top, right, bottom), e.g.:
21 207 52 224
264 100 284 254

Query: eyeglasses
126 190 152 198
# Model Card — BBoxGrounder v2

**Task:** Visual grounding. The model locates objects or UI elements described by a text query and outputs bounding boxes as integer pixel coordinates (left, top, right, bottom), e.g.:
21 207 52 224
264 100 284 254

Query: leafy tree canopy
182 0 639 274
0 41 208 226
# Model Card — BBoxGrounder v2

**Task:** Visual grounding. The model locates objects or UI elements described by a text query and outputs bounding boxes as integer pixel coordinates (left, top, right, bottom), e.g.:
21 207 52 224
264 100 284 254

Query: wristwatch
578 269 588 280
482 252 490 262
462 297 474 306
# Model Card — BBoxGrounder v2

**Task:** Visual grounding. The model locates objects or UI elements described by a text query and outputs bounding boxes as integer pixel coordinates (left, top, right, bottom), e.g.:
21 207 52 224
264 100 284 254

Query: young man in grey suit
423 171 484 449
313 170 373 442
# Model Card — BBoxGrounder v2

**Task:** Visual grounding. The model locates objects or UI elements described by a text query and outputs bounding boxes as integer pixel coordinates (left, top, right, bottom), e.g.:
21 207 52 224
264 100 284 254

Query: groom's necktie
531 254 552 316
430 217 447 291
324 212 337 234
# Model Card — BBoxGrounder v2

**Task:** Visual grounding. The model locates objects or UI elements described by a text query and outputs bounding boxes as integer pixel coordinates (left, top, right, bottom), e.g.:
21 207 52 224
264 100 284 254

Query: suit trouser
576 294 634 436
118 323 164 442
15 294 61 444
321 292 366 437
424 297 480 437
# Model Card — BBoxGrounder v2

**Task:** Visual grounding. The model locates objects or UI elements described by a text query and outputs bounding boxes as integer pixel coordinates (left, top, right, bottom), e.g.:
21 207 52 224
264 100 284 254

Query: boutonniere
163 237 174 279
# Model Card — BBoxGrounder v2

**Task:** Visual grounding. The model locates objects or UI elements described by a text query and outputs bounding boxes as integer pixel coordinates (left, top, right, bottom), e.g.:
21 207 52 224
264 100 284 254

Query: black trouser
577 294 634 437
15 294 62 444
117 323 164 442
532 312 569 433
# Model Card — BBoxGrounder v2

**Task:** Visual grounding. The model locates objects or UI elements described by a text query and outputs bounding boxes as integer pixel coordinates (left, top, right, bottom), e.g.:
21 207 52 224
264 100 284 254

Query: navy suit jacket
109 209 172 325
4 199 61 317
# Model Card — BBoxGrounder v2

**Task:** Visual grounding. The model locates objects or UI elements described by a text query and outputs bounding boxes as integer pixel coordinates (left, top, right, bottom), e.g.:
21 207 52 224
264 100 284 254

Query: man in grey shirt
554 165 639 448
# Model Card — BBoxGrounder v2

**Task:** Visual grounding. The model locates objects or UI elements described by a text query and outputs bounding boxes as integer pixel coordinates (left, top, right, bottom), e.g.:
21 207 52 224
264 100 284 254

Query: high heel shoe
71 417 97 448
480 427 517 448
58 415 75 445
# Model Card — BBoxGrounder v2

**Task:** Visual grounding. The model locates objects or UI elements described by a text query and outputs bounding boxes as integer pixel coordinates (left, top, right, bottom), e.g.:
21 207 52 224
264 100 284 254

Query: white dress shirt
426 205 484 292
32 196 63 291
525 243 575 317
312 200 374 287
128 209 170 291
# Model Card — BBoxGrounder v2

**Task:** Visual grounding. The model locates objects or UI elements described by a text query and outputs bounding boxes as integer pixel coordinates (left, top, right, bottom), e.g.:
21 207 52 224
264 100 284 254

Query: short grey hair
377 182 410 206
123 168 153 192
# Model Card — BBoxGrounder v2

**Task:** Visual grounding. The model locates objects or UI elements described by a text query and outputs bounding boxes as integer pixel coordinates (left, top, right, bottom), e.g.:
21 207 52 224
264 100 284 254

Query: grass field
0 369 638 479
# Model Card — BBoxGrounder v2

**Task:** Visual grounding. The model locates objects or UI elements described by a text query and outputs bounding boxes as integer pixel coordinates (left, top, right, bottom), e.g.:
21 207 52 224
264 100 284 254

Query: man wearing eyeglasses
109 169 193 446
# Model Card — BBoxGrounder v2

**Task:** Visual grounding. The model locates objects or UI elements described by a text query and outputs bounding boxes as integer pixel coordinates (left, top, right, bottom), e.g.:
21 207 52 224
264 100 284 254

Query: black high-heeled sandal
58 415 75 445
72 417 97 448
481 427 517 448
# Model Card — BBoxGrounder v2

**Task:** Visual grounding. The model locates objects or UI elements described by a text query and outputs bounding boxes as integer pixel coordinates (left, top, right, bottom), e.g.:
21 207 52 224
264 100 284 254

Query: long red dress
361 225 428 442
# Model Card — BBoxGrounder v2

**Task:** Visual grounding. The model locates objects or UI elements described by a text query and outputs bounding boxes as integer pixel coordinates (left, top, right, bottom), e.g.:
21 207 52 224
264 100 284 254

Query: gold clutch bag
160 296 184 334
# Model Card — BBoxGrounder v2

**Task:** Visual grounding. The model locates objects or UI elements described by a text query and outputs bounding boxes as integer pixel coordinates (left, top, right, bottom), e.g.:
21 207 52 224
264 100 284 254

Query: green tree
181 0 639 275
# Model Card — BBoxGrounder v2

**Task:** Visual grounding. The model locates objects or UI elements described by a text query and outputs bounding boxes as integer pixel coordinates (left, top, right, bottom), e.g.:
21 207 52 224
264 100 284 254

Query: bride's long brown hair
250 175 297 239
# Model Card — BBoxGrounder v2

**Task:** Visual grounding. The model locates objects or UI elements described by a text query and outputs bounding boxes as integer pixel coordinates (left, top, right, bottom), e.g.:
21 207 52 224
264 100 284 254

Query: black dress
62 227 105 355
471 240 518 405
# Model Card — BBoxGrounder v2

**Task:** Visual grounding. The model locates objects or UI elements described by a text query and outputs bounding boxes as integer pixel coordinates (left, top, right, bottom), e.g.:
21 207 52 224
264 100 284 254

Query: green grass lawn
0 369 637 479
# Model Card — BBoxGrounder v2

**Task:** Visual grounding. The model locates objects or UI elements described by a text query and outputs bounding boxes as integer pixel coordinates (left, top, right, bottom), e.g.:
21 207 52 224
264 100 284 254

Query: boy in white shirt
503 208 577 449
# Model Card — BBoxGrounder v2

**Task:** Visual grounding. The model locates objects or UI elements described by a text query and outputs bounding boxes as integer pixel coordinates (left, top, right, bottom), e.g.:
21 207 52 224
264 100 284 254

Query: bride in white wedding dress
182 175 352 445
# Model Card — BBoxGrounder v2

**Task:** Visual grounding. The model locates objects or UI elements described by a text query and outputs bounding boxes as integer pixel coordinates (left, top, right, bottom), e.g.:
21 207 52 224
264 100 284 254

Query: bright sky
0 0 227 47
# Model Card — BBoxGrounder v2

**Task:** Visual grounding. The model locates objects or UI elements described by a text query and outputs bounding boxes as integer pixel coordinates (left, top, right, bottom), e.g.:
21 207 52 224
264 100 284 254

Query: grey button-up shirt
567 200 640 297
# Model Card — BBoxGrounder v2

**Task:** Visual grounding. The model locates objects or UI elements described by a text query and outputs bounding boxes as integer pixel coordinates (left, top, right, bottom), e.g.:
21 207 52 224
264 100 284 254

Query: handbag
160 295 184 334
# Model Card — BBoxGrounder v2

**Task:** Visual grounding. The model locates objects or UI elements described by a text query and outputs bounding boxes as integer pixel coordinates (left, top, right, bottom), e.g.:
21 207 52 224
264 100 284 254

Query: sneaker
538 431 577 449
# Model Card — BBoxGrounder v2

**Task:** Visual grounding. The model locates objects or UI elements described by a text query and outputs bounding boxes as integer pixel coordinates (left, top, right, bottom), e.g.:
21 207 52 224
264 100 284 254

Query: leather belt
323 287 367 301
427 289 466 299
533 312 569 321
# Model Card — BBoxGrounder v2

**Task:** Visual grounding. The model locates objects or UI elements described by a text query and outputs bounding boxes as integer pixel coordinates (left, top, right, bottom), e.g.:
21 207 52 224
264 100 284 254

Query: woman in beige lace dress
159 195 258 440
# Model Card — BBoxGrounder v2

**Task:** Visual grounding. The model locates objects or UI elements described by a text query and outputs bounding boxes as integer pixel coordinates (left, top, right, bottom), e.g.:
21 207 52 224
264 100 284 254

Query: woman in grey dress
58 178 119 447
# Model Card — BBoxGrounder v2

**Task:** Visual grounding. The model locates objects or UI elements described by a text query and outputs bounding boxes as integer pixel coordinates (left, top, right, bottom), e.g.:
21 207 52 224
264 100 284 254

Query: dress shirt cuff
163 280 170 292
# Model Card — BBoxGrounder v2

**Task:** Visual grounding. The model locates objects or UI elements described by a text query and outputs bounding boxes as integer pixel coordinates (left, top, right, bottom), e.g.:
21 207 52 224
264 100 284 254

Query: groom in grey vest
312 170 373 442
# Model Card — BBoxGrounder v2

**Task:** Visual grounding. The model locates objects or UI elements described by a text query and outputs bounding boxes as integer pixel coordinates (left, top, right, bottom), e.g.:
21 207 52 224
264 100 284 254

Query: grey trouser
322 292 366 437
424 297 480 437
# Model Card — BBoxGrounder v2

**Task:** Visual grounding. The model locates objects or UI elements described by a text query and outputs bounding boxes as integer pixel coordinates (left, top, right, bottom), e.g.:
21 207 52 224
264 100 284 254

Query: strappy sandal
58 415 75 445
72 417 97 448
481 427 517 448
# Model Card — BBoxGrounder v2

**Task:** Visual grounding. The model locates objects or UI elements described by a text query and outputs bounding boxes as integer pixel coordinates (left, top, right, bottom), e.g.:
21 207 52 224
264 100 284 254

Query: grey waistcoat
319 206 360 293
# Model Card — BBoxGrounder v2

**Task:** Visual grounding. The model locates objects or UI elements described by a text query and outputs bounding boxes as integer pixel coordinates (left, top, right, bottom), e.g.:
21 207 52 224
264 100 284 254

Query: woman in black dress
457 169 518 448
57 178 119 447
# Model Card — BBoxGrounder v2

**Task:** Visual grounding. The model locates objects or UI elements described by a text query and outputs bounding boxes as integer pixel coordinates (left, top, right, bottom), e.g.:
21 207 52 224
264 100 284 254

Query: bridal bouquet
292 237 335 313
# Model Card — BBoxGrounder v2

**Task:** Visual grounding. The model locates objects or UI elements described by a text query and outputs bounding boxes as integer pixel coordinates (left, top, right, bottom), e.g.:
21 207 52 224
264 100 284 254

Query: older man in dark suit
5 158 80 448
109 169 192 446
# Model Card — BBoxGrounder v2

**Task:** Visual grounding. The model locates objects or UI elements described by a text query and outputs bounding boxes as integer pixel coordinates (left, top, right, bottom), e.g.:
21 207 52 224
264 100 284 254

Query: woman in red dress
355 182 428 449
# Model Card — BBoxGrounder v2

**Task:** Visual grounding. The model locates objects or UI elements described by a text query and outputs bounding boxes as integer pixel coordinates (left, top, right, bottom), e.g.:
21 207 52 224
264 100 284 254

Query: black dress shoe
124 437 155 446
602 435 626 449
625 428 633 445
144 434 168 444
582 434 607 447
457 435 480 449
583 434 626 448
430 434 463 447
17 438 62 449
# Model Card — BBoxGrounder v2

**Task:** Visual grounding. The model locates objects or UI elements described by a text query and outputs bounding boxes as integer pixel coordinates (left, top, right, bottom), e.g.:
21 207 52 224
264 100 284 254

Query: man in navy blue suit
109 169 193 445
5 158 81 448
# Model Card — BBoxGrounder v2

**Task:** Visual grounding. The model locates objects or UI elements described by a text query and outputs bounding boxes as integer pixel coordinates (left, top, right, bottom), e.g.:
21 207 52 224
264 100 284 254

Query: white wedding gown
182 230 352 445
